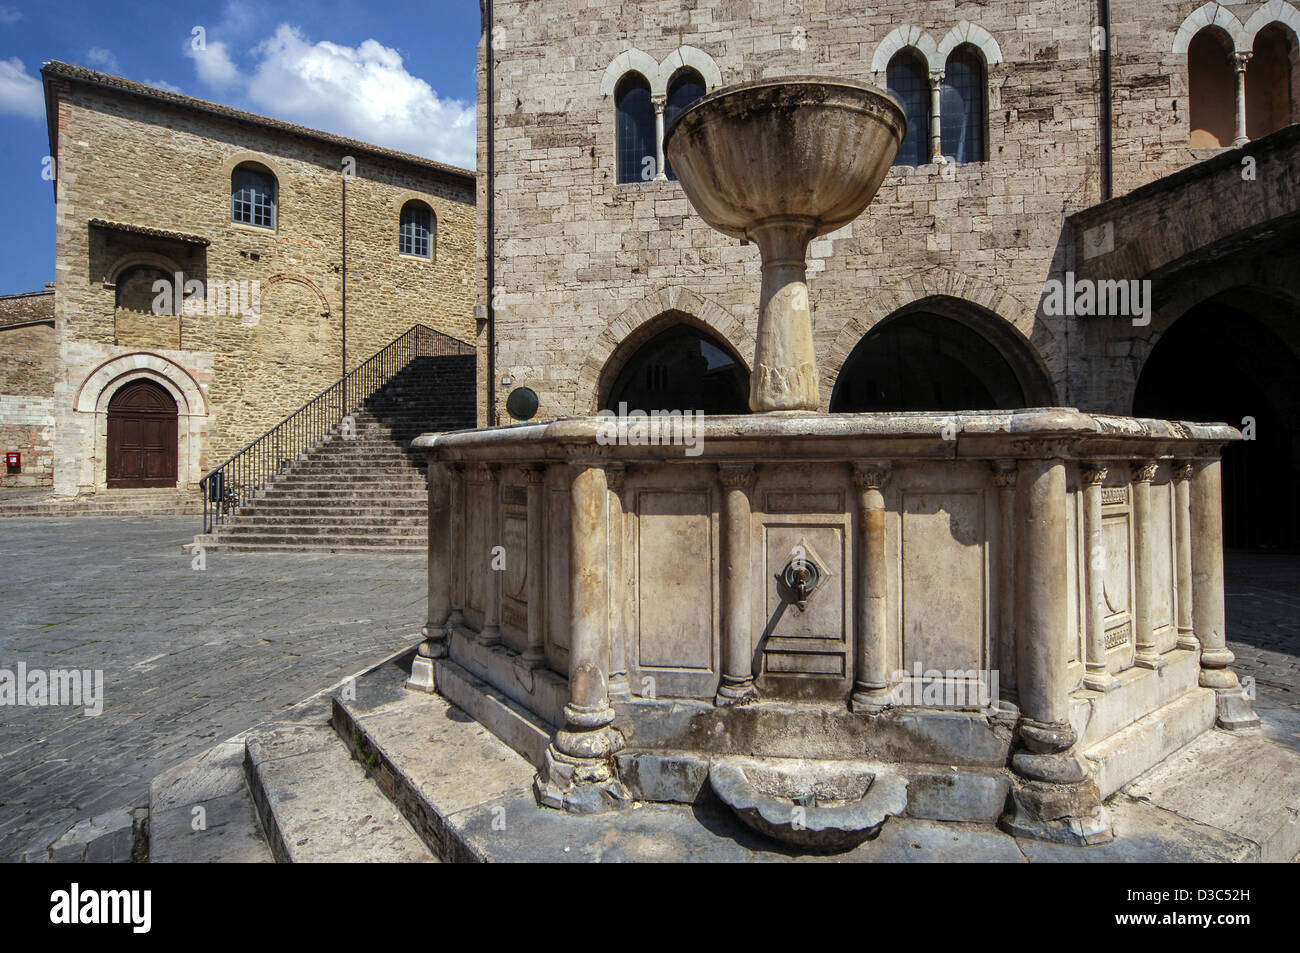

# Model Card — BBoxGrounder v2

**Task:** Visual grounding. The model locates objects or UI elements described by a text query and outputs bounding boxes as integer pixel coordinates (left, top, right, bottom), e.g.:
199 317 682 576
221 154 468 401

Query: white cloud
86 47 120 73
0 6 21 25
0 57 43 119
185 39 241 91
182 23 475 167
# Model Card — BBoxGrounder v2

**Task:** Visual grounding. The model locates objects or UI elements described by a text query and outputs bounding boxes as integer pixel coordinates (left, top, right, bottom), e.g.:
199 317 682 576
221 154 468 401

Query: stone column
748 219 820 411
652 95 668 180
1001 456 1111 846
1189 458 1259 730
850 463 892 713
1082 464 1118 692
1131 461 1165 670
409 459 451 692
606 464 630 698
477 464 502 646
1232 52 1252 147
1173 462 1198 651
928 71 944 161
520 464 547 669
535 463 629 813
716 464 757 706
992 462 1019 711
448 464 466 630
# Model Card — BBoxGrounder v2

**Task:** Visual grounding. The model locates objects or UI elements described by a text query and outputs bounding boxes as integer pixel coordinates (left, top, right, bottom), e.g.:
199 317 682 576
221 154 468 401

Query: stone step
226 514 426 527
432 658 553 769
201 540 425 554
330 655 539 862
244 721 436 862
237 504 426 518
261 488 428 500
148 739 273 863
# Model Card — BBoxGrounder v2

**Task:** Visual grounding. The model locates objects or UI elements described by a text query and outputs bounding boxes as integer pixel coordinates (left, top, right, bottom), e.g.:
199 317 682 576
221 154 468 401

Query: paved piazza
0 517 425 862
0 518 1295 862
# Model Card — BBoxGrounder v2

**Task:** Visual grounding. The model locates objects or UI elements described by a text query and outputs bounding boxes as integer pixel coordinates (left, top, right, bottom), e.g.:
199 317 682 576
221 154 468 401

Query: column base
1214 686 1261 731
406 630 447 693
516 650 547 671
1133 652 1167 671
534 743 631 815
848 682 894 713
999 779 1113 846
1176 630 1198 651
715 675 758 707
609 673 632 699
1083 668 1120 693
476 626 502 647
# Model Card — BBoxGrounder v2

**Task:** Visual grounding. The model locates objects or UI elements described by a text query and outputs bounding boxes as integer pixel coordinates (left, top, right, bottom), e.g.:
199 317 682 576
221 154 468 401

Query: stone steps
0 489 203 518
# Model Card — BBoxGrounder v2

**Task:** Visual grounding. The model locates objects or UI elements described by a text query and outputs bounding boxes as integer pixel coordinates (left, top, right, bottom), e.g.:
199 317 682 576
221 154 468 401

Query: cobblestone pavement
0 518 425 862
0 521 1295 862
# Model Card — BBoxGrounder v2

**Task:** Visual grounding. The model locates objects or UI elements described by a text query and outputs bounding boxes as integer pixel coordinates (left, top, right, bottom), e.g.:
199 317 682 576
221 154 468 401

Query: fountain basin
708 757 908 852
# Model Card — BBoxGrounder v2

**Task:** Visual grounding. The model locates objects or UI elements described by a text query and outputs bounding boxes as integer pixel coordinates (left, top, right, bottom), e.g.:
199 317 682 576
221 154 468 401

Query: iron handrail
198 323 474 534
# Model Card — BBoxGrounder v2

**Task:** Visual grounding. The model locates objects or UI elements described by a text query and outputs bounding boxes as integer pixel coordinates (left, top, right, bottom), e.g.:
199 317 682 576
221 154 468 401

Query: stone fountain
411 77 1252 852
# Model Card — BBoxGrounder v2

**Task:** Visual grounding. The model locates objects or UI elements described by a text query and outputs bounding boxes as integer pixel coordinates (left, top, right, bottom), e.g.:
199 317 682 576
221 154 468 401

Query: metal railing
199 324 475 534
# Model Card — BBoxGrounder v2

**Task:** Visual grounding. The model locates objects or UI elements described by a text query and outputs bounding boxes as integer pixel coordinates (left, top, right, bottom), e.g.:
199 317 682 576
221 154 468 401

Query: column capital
991 460 1018 487
521 463 547 485
1081 463 1108 486
1232 50 1253 72
718 463 756 491
651 93 666 111
928 70 945 87
605 462 627 494
1132 460 1158 484
851 462 890 490
1172 461 1194 482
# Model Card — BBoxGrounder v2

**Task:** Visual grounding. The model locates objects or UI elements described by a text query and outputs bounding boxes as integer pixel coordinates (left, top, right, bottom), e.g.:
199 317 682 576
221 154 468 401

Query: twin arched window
400 201 435 260
1188 23 1296 147
231 162 276 229
887 45 988 166
615 68 708 183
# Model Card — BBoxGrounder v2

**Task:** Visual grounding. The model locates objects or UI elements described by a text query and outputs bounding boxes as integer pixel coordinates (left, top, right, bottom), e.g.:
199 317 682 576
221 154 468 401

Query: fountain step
432 656 555 768
1084 687 1218 798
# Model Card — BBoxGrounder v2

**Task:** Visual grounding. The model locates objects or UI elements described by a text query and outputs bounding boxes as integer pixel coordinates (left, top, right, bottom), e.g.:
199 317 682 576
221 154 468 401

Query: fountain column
448 463 466 630
1173 462 1198 651
520 464 547 669
748 219 820 411
1082 463 1118 692
850 463 892 712
992 462 1019 712
717 464 757 706
409 460 452 691
535 462 630 812
1131 461 1165 670
1001 455 1112 845
477 464 502 646
607 464 631 698
1189 458 1259 729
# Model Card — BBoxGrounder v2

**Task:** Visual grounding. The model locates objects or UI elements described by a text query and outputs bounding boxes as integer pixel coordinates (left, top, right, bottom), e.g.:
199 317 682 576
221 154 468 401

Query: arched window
1246 23 1296 139
941 46 987 163
400 201 435 259
664 68 707 180
1188 28 1236 147
114 265 172 314
231 162 277 229
604 322 749 414
887 50 930 166
616 72 655 183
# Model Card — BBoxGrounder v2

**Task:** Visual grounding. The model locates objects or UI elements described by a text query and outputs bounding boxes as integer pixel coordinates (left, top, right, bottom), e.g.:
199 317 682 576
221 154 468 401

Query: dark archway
1134 292 1300 549
107 379 178 488
830 306 1053 412
603 323 749 414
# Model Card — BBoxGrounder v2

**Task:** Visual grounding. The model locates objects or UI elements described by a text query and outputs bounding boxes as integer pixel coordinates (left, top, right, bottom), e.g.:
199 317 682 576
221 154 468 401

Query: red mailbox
5 452 20 473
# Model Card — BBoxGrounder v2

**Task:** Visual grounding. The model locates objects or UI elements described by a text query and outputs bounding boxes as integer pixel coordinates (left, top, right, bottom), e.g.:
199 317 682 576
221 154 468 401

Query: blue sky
0 0 480 294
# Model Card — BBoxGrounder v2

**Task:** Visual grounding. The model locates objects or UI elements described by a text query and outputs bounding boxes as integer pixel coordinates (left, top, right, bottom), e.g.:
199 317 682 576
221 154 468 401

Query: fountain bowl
664 76 906 241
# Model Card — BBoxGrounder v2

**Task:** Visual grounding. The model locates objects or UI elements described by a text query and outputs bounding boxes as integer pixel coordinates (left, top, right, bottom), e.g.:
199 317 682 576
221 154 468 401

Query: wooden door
106 380 178 488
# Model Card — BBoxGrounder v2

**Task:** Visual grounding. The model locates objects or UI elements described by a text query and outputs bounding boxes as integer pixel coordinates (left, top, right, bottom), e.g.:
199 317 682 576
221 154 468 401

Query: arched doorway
1134 292 1300 549
106 380 179 488
603 323 750 414
830 307 1052 412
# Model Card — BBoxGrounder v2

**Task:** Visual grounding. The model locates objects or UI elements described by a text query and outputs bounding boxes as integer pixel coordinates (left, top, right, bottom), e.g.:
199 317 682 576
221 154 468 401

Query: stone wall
43 68 478 494
0 303 56 487
479 0 1296 420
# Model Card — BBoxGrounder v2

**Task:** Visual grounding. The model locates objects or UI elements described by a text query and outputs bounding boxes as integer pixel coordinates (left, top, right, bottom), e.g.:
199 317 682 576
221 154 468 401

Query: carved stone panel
759 523 846 682
900 491 987 674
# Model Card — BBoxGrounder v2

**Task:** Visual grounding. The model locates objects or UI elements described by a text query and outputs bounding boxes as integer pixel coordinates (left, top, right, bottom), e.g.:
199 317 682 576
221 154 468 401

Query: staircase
196 353 475 554
0 488 202 518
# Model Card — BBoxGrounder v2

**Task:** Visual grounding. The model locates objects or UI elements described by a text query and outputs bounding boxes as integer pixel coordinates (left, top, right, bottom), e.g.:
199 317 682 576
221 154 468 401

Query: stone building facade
10 63 478 497
478 0 1300 548
0 288 56 487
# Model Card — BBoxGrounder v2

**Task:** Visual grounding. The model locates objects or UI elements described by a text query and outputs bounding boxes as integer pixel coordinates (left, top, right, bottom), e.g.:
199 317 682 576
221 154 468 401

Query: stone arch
576 287 753 413
73 352 209 491
822 270 1058 406
1245 0 1300 46
872 26 939 74
659 46 723 95
220 150 288 182
262 273 331 317
103 251 184 288
937 22 1004 66
600 48 661 96
1172 3 1248 54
